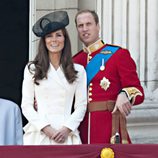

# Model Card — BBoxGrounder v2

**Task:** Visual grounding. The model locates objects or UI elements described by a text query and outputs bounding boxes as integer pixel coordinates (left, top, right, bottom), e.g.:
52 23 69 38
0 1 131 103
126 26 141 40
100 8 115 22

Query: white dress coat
21 63 87 145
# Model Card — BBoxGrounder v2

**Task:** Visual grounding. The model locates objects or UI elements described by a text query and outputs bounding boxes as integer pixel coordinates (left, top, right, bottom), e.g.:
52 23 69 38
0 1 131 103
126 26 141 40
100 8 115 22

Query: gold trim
83 39 104 54
101 50 112 54
100 148 114 158
122 87 143 104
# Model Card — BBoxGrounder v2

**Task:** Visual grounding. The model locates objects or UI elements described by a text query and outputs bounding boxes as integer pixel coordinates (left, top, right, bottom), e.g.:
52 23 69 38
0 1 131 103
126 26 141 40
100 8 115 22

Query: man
73 9 144 144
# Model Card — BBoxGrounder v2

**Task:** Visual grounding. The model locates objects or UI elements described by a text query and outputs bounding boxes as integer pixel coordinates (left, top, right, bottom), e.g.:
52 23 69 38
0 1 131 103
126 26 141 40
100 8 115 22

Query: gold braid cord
122 87 143 104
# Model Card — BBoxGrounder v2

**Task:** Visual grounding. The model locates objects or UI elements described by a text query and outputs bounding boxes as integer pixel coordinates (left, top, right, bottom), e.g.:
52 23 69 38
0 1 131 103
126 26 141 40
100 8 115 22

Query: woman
21 11 87 145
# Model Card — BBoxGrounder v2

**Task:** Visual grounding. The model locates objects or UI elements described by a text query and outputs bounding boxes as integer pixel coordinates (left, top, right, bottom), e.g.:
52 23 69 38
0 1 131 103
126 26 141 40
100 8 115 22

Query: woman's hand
53 126 72 143
41 125 57 139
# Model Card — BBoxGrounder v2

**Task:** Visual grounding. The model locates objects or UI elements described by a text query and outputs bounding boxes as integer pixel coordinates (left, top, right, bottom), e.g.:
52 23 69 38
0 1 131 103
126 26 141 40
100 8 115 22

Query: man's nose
83 25 88 31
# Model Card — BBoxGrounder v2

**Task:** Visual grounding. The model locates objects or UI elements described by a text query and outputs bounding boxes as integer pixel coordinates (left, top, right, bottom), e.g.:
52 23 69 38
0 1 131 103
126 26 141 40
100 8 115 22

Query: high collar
83 39 104 54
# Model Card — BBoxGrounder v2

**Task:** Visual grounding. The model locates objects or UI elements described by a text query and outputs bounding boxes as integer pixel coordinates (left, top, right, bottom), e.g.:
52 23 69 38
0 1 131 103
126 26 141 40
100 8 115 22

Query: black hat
32 11 69 37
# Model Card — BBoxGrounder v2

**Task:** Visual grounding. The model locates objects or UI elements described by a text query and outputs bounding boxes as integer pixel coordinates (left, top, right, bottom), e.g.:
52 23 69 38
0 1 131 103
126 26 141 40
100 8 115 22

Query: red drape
0 144 157 158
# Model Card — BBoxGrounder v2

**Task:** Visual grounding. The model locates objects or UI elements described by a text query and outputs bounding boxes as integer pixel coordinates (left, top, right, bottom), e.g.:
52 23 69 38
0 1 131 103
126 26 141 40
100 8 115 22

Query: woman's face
45 29 65 54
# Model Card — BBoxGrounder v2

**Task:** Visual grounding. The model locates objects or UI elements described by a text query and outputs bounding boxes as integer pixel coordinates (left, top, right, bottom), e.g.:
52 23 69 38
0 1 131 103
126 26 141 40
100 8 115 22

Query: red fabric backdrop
0 144 158 158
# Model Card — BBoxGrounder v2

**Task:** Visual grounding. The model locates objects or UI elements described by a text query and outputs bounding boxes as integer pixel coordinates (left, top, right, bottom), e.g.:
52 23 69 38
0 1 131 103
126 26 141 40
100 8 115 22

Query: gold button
89 98 92 102
89 92 92 96
90 83 93 86
89 87 92 91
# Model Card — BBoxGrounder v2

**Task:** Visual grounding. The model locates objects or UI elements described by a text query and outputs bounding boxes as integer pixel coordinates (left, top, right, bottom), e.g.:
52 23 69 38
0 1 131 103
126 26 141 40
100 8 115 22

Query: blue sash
85 45 120 85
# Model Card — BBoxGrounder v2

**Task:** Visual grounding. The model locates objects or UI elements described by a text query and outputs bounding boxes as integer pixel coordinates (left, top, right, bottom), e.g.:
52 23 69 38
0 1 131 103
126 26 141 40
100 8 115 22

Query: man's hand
112 92 132 117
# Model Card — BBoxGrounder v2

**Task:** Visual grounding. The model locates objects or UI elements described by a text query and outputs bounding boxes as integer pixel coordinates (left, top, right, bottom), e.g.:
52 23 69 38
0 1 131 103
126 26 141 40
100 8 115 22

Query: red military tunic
73 42 144 144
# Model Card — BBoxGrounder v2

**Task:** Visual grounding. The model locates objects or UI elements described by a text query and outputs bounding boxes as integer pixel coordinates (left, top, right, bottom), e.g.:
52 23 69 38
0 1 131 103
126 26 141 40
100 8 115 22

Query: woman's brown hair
28 28 78 85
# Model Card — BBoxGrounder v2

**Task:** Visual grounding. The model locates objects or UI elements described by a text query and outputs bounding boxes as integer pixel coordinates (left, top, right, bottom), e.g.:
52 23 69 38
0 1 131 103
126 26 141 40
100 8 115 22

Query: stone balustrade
127 100 158 144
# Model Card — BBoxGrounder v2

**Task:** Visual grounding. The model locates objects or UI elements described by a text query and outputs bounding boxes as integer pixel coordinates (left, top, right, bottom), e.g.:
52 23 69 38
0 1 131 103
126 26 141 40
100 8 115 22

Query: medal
100 65 105 71
100 77 110 91
100 58 105 71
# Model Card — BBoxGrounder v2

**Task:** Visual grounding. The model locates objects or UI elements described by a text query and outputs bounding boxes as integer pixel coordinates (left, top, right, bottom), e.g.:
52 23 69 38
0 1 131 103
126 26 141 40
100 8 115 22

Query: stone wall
127 101 158 144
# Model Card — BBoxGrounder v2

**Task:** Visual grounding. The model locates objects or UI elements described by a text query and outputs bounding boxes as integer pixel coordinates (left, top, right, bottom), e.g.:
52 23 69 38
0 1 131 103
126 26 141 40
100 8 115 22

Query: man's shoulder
105 44 130 55
101 44 122 55
105 44 131 62
106 43 129 50
73 50 86 58
73 50 87 65
105 43 121 49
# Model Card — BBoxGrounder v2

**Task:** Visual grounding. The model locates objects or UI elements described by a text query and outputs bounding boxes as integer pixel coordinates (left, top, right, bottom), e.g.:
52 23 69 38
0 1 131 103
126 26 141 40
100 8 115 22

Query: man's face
76 12 100 47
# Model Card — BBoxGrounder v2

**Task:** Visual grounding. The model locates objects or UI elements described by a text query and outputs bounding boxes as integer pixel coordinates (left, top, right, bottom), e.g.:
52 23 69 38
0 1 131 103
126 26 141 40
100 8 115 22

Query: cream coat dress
21 63 87 145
